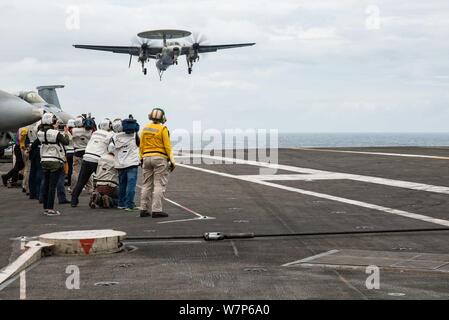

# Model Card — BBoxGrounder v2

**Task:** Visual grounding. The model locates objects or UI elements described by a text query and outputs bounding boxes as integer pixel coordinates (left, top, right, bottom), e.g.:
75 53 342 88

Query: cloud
0 0 449 132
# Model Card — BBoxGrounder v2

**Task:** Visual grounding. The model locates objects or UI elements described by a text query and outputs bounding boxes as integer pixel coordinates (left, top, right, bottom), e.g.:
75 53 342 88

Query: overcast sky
1 0 449 132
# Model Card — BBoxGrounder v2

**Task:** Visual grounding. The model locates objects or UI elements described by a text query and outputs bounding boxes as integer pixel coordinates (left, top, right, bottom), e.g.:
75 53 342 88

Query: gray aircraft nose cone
0 90 42 131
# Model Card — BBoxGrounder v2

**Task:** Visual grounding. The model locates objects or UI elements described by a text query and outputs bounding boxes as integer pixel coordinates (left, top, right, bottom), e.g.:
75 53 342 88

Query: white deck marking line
230 240 239 257
20 240 26 300
164 198 205 219
161 198 215 224
136 185 215 224
296 148 449 160
0 261 41 292
238 174 344 181
282 250 339 267
158 217 215 224
177 163 449 227
178 154 449 195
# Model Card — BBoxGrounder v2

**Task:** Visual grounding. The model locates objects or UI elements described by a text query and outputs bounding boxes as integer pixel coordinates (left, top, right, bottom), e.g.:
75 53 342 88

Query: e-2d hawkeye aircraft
74 29 255 80
0 85 73 154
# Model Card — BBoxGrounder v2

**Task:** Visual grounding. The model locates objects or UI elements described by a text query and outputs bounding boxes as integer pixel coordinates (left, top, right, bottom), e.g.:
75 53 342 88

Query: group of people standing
1 108 176 218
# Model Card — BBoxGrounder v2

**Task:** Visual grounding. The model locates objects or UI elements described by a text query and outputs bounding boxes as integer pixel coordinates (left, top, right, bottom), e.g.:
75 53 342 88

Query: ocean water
171 132 449 150
278 133 449 148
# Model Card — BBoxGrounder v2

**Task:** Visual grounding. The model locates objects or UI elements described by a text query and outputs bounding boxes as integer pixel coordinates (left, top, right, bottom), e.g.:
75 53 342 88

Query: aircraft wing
196 43 256 53
73 45 162 56
181 43 255 55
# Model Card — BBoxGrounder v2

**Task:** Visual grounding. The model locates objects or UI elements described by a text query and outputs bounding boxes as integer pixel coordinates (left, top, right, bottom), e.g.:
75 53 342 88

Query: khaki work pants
21 150 30 192
140 156 169 213
71 155 93 193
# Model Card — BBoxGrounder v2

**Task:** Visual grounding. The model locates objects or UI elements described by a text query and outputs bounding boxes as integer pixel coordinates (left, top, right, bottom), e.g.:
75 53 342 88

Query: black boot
71 197 79 207
152 212 168 218
1 175 7 187
140 210 151 218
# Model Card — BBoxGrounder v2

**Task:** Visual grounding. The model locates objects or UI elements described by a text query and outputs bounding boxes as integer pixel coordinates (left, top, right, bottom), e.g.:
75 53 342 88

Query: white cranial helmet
67 119 76 128
74 117 84 128
42 113 56 125
98 118 112 131
112 119 123 133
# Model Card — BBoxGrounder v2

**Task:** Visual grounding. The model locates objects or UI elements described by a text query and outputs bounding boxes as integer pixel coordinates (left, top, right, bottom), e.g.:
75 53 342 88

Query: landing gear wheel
188 67 192 74
143 68 147 75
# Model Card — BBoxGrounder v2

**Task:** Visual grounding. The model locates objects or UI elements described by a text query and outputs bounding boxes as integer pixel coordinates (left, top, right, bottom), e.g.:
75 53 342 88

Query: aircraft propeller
131 36 153 74
185 33 208 74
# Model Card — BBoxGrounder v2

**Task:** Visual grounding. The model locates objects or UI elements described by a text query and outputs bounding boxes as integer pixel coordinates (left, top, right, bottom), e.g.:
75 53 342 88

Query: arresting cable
125 227 449 242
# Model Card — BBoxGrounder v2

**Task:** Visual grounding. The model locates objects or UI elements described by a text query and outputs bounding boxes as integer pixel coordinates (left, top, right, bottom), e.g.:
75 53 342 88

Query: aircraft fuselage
156 44 182 72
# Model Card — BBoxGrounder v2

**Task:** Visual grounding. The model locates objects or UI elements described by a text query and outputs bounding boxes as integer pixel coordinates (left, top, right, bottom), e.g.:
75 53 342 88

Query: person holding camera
71 118 114 207
70 115 95 192
89 150 118 209
54 119 70 204
108 116 140 211
37 113 70 216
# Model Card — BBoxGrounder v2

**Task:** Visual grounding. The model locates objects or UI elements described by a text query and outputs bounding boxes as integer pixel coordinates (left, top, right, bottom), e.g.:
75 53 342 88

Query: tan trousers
71 156 93 193
140 157 169 213
71 156 82 191
21 150 30 192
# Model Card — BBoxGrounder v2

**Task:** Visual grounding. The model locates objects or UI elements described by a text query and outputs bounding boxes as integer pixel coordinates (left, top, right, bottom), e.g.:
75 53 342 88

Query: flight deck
1 147 449 299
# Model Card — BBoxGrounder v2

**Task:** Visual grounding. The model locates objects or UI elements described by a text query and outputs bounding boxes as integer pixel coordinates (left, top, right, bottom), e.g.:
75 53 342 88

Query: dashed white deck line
178 154 449 195
177 163 449 228
282 250 339 267
296 148 449 160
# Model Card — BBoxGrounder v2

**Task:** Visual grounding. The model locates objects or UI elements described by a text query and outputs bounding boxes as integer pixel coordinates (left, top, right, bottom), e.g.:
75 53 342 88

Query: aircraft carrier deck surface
1 147 449 300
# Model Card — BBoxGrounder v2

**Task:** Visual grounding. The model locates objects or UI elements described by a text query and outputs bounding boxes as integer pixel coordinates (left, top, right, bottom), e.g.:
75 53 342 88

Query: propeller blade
128 55 132 68
186 32 208 47
196 33 207 44
132 36 151 48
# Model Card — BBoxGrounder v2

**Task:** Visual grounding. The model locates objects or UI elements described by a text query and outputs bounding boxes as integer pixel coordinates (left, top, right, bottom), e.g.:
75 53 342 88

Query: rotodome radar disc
138 29 192 40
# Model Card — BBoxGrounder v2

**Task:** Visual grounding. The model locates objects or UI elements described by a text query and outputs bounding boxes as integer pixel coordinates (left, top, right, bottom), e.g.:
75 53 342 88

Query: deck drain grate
355 226 374 230
233 220 249 223
244 267 268 273
388 293 406 297
392 247 413 251
94 281 119 287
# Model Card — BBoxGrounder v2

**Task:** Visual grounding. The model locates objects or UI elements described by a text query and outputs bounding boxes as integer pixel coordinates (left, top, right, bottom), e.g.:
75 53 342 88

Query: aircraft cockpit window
23 92 46 104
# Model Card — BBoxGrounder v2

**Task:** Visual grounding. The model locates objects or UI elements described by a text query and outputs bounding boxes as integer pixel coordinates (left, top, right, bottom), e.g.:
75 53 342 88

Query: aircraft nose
0 90 42 131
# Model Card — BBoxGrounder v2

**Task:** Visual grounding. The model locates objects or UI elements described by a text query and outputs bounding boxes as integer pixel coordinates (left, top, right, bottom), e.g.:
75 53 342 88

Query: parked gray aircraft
74 29 255 80
0 85 73 153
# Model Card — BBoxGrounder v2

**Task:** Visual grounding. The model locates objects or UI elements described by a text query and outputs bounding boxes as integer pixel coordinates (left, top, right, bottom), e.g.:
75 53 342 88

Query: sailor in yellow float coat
139 108 175 218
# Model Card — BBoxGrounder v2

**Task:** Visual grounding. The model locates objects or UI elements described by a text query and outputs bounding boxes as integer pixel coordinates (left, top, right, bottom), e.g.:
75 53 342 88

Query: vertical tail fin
36 85 65 109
